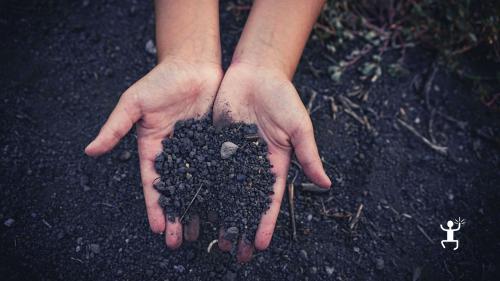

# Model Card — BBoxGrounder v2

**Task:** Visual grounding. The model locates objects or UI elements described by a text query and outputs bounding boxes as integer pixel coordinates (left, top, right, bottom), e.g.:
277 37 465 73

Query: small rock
223 271 237 281
119 150 131 161
146 269 153 277
310 267 318 274
89 243 100 254
173 265 185 273
236 174 246 182
375 257 384 270
225 226 239 240
300 249 308 260
145 40 157 55
4 218 15 227
325 266 335 275
220 142 238 159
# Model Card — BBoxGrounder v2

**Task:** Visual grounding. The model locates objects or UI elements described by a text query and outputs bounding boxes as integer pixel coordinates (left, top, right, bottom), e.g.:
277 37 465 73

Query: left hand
213 62 331 262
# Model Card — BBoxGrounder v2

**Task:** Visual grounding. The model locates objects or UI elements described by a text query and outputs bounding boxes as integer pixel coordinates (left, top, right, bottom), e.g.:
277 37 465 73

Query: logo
440 217 465 250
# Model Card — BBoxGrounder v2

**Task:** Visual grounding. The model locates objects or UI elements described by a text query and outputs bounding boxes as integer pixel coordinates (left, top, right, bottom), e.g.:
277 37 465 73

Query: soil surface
153 116 274 241
1 0 499 280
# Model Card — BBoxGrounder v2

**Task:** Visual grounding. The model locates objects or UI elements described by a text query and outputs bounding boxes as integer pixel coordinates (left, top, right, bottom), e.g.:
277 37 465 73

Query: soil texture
153 116 274 240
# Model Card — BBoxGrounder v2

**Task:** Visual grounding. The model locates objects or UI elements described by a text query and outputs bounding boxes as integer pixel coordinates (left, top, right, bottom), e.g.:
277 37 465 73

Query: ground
1 0 499 280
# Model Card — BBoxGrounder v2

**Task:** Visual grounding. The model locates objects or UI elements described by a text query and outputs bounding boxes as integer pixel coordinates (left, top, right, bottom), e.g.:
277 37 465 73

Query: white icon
440 217 465 250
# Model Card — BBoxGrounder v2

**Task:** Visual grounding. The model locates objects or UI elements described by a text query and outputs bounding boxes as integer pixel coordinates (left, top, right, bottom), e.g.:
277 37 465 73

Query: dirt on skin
153 116 275 241
0 0 499 280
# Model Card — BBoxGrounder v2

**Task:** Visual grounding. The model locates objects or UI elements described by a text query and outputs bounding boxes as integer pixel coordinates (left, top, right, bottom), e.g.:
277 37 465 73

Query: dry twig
288 183 297 241
397 118 448 155
349 204 364 230
307 89 318 114
180 184 203 222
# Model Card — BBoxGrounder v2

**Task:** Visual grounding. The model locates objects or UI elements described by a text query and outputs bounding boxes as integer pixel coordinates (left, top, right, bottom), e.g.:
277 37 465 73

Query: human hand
85 59 223 248
213 63 331 262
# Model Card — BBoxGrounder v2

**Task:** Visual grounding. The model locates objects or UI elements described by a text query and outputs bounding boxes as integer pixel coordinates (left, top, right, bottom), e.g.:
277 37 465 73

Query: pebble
220 141 238 159
375 257 385 270
225 226 239 240
118 150 131 161
173 265 185 273
145 40 157 55
223 271 237 281
300 249 308 260
325 266 335 275
3 218 15 227
89 243 100 254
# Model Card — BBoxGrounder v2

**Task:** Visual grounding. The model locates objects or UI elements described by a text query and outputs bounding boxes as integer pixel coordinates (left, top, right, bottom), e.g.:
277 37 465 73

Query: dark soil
1 0 499 280
153 116 274 241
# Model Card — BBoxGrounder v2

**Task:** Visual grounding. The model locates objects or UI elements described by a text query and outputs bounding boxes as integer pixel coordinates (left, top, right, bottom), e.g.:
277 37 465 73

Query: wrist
231 47 293 80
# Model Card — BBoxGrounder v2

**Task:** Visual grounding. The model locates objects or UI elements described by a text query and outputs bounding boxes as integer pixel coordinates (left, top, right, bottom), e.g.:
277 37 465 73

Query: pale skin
85 0 330 262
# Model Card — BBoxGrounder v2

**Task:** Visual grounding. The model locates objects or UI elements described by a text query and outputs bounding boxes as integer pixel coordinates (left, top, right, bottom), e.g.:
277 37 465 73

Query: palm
213 65 331 258
86 61 222 248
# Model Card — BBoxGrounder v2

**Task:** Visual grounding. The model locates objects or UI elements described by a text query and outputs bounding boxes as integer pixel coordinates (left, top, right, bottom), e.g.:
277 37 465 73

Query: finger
254 148 290 250
85 89 141 156
218 228 232 252
165 217 183 249
184 214 200 241
290 122 331 188
237 236 254 263
138 137 166 233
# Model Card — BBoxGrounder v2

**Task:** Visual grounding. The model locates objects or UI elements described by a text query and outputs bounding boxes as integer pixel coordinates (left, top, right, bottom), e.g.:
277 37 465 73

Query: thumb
85 90 141 157
290 122 331 188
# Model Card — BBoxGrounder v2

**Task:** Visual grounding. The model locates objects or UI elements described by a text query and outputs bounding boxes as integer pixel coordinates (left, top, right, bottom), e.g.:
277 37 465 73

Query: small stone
119 150 131 161
236 174 246 182
300 249 308 260
325 266 335 275
173 265 185 273
89 243 100 254
224 271 237 281
220 142 238 159
146 269 153 277
145 40 157 55
225 226 239 240
375 257 384 270
3 218 15 227
310 267 318 274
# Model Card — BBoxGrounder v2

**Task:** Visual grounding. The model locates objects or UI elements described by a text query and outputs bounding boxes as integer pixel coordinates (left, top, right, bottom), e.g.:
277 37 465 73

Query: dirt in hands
153 115 275 241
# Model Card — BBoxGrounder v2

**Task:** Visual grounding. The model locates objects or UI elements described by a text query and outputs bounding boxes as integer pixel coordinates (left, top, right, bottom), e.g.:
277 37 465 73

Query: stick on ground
180 184 204 223
397 118 448 156
349 204 364 230
288 182 297 241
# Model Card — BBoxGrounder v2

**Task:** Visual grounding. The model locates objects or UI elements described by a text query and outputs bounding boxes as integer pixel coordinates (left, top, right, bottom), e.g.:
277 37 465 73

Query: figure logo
440 217 465 250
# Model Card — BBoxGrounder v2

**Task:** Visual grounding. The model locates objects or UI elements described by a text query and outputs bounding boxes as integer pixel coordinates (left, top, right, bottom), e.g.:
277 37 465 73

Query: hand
213 63 331 262
85 59 223 248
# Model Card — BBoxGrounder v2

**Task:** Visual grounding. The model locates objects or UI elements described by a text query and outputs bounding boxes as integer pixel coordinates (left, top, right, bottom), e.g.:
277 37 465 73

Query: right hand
85 59 223 249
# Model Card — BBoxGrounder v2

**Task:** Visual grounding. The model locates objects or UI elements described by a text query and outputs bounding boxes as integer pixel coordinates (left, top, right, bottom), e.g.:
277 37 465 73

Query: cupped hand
85 59 223 249
213 63 331 262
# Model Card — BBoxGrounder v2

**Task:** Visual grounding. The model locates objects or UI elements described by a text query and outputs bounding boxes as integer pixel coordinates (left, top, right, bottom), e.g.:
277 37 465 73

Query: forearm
232 0 325 79
154 0 221 65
